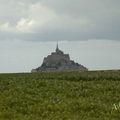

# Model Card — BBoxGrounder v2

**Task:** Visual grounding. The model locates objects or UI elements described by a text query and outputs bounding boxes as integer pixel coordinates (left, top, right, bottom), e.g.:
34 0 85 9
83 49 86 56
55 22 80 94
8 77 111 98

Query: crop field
0 71 120 120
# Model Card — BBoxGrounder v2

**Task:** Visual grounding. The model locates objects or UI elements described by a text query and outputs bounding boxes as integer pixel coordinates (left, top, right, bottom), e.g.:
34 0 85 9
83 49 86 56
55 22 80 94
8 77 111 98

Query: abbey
31 44 88 72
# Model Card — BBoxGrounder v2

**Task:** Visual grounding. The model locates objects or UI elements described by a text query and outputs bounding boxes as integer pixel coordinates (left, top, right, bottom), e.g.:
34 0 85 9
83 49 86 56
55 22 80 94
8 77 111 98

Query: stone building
31 44 88 72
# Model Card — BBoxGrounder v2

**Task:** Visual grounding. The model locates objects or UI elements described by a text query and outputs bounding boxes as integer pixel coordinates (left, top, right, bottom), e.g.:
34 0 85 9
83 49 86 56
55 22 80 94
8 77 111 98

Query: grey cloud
0 0 120 41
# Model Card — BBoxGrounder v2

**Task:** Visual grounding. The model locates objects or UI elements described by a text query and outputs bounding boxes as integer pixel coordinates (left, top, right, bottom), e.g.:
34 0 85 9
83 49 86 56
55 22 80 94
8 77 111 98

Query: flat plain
0 71 120 120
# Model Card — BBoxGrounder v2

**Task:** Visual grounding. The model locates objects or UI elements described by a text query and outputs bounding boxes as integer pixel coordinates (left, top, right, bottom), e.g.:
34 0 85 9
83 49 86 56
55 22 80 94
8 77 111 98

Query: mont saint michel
31 44 88 72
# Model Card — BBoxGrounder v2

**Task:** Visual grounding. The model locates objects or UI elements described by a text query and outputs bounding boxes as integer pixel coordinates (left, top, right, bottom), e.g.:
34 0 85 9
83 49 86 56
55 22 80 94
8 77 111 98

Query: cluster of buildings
31 44 88 72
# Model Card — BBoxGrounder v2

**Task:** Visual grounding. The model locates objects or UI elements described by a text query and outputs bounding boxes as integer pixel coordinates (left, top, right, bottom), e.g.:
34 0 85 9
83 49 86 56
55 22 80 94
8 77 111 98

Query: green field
0 71 120 120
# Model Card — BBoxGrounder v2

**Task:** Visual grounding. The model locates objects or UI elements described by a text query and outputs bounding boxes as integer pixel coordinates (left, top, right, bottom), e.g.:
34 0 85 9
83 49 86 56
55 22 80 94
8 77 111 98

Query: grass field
0 71 120 120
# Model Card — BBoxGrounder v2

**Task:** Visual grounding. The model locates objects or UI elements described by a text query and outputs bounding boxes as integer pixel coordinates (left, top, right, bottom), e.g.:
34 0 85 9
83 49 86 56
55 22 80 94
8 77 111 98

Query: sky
0 0 120 73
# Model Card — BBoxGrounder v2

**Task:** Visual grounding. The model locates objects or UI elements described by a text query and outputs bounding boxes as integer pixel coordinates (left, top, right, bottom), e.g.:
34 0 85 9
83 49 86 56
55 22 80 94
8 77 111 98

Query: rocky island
31 44 88 72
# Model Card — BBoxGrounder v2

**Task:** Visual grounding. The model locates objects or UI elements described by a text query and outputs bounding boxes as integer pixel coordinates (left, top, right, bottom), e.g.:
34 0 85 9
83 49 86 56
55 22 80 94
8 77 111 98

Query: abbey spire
55 43 64 54
56 43 59 52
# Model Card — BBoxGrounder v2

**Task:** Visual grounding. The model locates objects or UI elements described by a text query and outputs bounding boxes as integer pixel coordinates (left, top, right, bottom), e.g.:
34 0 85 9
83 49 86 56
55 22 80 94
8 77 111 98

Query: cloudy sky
0 0 120 72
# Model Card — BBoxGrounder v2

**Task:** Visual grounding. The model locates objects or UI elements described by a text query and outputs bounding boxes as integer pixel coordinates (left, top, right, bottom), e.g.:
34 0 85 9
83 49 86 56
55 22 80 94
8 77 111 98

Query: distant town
31 44 88 72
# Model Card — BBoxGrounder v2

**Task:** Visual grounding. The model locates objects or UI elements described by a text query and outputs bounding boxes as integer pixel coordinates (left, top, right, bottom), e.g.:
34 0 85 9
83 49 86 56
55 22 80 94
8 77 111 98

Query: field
0 71 120 120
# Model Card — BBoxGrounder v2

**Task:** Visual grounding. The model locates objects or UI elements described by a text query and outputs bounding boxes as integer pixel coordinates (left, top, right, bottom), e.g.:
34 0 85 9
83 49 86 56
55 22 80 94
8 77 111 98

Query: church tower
56 43 59 52
55 43 64 54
